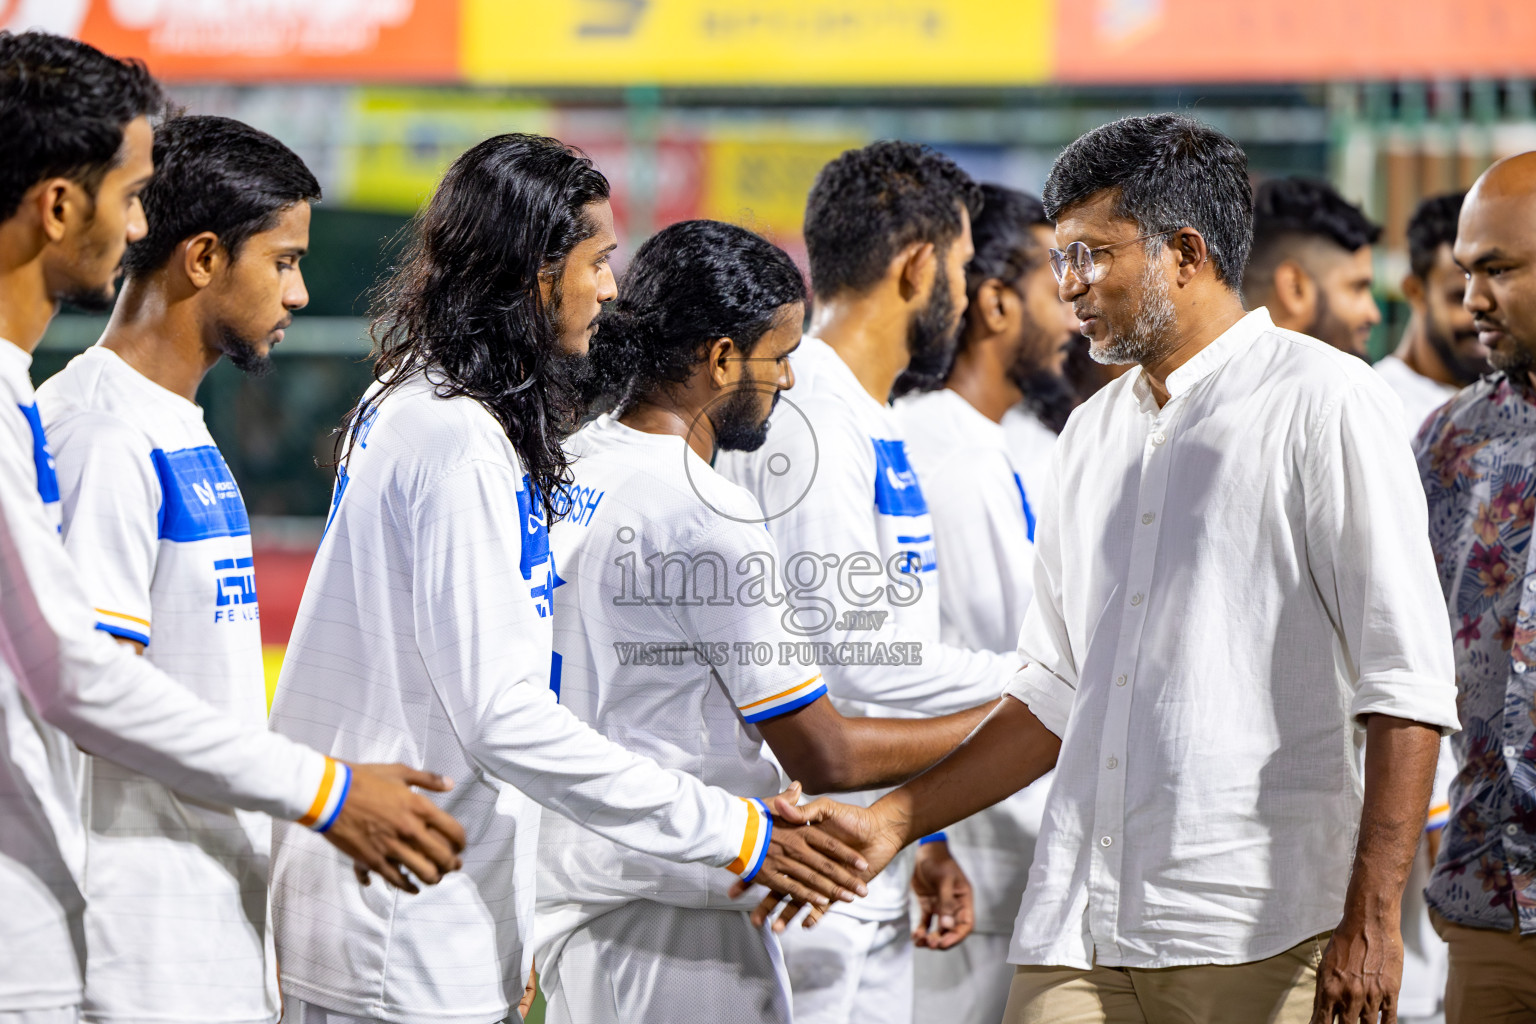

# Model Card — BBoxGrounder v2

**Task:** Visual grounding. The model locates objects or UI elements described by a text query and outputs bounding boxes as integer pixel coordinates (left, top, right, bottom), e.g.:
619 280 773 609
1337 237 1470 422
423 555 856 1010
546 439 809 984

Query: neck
1393 316 1457 387
1139 289 1249 406
945 338 1023 423
98 278 221 403
0 238 60 354
618 393 717 463
808 291 911 404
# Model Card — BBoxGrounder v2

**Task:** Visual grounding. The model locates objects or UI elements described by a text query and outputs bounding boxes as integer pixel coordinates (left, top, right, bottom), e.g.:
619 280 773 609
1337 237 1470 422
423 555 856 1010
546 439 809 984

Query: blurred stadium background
10 0 1536 744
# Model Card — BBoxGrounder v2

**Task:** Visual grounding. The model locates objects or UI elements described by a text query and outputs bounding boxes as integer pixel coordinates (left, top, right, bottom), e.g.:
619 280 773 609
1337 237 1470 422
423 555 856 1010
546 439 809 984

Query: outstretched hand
732 789 906 932
724 783 871 926
911 839 974 949
329 762 465 894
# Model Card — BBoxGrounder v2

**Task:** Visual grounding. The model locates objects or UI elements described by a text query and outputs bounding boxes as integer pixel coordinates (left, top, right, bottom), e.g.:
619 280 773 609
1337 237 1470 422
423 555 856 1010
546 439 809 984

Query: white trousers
539 901 791 1024
285 997 515 1024
914 932 1014 1024
0 1009 79 1024
779 913 914 1024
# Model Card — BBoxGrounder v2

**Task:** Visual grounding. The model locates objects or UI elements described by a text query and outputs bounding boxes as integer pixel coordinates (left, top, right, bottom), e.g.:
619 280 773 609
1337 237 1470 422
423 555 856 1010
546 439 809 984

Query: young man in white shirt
0 32 465 1024
1243 177 1382 360
267 136 870 1024
1377 192 1490 437
538 217 997 1024
761 114 1462 1024
717 142 1022 1024
893 184 1076 1024
36 114 334 1024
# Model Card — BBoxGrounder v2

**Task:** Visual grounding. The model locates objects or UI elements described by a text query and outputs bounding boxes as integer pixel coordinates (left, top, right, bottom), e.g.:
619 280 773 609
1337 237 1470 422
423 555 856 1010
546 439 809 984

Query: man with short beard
893 183 1076 1024
1244 177 1382 359
34 114 322 1024
536 218 994 1024
1378 192 1491 436
1414 151 1536 1023
718 141 1020 1024
761 114 1461 1024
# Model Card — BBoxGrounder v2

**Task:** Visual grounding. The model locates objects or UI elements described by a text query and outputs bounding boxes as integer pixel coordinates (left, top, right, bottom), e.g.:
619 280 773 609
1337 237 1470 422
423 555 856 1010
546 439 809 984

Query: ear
36 179 78 244
1400 273 1426 308
708 335 738 390
975 279 1012 335
897 241 937 304
1271 260 1316 320
180 231 223 290
1171 228 1209 287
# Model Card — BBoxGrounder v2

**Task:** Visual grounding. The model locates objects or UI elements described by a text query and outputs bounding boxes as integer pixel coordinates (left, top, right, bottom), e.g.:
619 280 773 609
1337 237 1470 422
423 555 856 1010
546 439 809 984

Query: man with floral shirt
1416 151 1536 1022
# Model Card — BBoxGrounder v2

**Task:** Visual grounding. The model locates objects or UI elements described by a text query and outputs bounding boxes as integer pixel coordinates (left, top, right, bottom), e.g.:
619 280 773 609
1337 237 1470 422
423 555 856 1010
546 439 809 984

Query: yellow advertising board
701 136 863 237
462 0 1053 86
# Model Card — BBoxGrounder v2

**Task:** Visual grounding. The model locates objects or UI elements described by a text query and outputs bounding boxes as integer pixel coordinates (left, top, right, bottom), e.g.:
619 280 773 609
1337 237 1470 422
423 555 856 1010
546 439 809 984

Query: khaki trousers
1002 933 1329 1024
1431 910 1536 1024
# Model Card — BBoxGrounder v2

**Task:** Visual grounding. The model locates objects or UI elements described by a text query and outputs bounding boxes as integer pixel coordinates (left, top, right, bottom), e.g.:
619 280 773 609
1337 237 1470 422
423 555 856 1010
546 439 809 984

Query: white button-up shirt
1007 308 1460 970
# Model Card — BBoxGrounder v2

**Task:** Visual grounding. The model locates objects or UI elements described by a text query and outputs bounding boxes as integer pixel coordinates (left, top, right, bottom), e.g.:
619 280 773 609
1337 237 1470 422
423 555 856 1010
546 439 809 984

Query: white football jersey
895 387 1054 936
0 339 331 1016
1002 404 1059 522
537 415 829 943
268 375 769 1024
717 337 1018 921
38 345 277 1023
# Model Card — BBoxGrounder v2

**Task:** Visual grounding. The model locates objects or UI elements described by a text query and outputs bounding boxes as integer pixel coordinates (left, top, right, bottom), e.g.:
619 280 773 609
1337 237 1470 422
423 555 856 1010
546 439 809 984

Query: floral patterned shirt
1417 374 1536 933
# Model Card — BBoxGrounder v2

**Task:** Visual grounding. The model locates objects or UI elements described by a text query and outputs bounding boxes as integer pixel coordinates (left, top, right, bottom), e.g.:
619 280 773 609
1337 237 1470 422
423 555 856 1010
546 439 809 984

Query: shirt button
1527 579 1536 592
1106 756 1119 769
1142 512 1155 524
1506 746 1518 757
1508 824 1521 837
1100 836 1113 847
1152 432 1167 445
1130 593 1144 606
1517 662 1528 675
1116 674 1127 686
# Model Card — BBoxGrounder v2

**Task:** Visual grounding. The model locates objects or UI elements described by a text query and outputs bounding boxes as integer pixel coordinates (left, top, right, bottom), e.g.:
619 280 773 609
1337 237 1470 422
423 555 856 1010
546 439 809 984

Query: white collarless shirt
1374 354 1457 440
1007 308 1460 969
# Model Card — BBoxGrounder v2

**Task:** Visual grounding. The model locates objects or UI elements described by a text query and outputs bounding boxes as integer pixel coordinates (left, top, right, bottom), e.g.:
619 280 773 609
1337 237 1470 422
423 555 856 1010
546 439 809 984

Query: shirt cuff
94 607 151 648
297 756 352 832
1006 661 1076 738
1425 802 1451 832
739 674 827 724
726 797 772 882
918 832 948 845
1350 670 1461 735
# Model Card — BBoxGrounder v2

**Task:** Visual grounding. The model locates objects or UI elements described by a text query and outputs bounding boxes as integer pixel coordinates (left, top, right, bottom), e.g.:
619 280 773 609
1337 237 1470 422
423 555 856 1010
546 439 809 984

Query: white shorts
779 913 913 1024
539 901 791 1024
0 1008 79 1024
914 932 1013 1024
284 997 516 1024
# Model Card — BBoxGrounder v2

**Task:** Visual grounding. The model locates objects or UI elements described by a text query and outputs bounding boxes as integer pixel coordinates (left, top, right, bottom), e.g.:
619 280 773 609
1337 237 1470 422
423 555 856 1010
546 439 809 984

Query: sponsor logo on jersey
152 445 250 541
871 438 928 517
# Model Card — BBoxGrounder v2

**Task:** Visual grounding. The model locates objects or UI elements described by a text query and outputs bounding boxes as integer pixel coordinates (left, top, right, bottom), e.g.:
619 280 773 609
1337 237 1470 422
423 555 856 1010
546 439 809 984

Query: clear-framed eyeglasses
1048 229 1178 285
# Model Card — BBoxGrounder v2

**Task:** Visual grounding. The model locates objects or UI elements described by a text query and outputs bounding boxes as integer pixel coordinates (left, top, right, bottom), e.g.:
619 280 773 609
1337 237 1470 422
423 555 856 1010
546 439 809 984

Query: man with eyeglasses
756 114 1460 1024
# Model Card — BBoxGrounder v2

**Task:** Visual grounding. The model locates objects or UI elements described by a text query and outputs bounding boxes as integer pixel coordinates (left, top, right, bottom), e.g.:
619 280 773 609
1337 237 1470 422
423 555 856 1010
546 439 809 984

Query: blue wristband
918 832 948 845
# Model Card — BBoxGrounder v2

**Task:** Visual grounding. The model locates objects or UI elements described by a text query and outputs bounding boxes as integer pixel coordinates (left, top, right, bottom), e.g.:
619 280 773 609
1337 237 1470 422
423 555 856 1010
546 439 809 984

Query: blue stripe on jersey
18 403 60 506
151 445 251 542
550 650 563 701
96 622 150 647
1013 473 1037 542
871 438 928 517
515 474 551 581
741 680 828 724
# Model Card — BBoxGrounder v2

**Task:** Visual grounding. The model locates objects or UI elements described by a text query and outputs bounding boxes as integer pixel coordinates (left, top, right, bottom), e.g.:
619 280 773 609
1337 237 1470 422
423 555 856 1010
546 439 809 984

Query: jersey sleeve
46 410 159 646
410 458 770 878
745 404 1017 716
680 518 828 724
0 405 332 823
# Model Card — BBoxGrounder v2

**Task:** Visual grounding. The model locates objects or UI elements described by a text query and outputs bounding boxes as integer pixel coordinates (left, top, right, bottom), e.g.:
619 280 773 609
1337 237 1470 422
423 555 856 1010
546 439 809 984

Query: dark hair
346 133 610 518
1406 192 1465 281
1042 113 1252 287
803 140 982 299
964 184 1051 300
586 220 805 414
0 30 163 222
122 115 320 277
1246 177 1380 289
